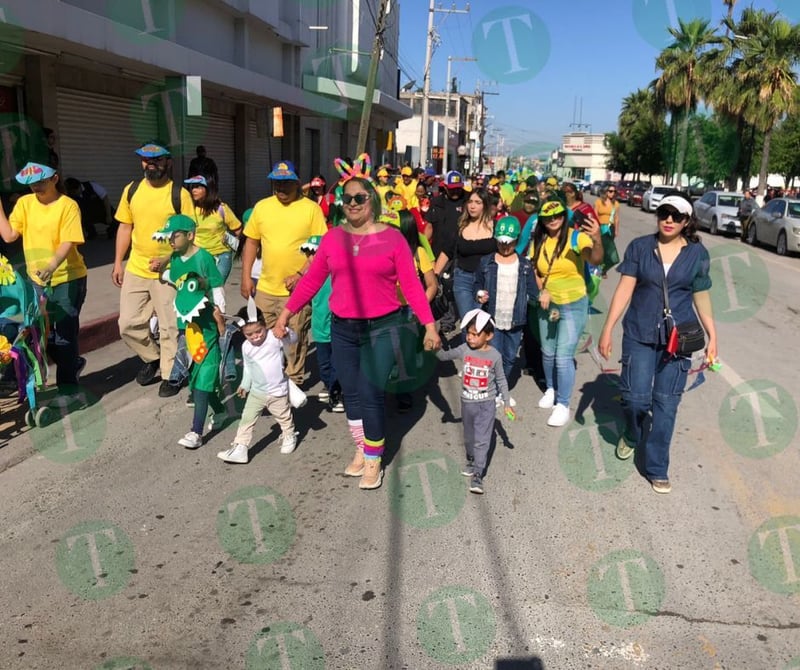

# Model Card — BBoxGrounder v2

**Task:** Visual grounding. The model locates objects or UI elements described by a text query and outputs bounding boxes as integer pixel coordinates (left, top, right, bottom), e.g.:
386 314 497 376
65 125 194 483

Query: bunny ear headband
235 296 259 328
334 153 373 183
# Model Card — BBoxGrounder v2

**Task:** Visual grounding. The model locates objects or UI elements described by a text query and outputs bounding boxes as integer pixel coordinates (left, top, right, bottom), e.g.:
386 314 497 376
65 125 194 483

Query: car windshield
718 195 742 207
787 202 800 218
654 187 671 194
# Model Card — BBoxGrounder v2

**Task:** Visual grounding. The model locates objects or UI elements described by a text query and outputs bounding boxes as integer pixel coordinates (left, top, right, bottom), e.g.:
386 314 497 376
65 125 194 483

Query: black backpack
126 178 183 214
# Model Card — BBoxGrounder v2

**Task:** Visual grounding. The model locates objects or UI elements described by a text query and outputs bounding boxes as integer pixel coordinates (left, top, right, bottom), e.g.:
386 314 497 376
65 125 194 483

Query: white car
693 191 743 235
746 197 800 256
641 185 673 212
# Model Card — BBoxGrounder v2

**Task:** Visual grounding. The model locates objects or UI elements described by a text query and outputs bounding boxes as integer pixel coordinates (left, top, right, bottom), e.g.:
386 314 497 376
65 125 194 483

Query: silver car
746 197 800 256
693 191 743 235
641 185 672 212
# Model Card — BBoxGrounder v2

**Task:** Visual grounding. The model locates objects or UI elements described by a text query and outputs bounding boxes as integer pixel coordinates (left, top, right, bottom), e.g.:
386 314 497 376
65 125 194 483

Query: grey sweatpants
462 399 496 476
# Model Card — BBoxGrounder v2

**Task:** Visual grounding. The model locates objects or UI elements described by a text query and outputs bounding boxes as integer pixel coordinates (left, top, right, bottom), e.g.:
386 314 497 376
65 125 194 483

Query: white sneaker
318 388 330 402
538 388 555 409
217 443 248 464
207 412 228 432
178 431 203 449
280 431 299 454
547 404 570 427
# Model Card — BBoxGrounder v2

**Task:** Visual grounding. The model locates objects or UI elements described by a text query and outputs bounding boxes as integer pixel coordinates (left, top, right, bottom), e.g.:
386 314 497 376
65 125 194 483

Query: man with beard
425 170 468 333
112 141 194 393
240 160 327 386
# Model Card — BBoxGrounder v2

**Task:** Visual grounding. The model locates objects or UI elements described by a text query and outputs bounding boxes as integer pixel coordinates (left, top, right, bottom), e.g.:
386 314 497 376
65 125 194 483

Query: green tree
654 19 720 188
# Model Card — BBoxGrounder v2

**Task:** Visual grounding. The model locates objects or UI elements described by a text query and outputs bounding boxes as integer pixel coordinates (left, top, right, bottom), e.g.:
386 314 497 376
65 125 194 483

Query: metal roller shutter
247 120 283 206
185 112 235 207
57 88 157 207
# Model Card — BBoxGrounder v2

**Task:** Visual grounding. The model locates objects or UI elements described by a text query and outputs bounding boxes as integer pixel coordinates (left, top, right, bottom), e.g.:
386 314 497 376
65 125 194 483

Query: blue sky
395 0 794 153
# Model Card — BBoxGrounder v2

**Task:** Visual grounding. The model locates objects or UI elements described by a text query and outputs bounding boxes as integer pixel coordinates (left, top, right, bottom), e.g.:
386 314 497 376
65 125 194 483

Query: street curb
80 313 120 354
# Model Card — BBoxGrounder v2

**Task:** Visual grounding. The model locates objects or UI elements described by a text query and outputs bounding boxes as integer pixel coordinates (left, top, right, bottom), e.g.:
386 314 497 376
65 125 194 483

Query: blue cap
268 160 298 181
184 175 208 187
15 162 56 185
135 142 171 158
424 167 436 176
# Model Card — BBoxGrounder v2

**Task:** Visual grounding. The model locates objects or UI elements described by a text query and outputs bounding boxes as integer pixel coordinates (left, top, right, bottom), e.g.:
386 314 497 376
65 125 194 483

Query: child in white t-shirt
216 301 298 464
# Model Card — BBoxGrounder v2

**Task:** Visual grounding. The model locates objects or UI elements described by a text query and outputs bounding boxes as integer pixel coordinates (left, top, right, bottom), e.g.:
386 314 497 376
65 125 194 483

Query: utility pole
420 0 470 169
356 0 390 156
442 55 476 175
475 81 499 173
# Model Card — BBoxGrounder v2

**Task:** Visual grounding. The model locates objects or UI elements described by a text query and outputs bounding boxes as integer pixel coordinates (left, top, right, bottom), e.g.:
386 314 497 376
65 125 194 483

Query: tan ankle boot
344 446 365 477
359 458 383 490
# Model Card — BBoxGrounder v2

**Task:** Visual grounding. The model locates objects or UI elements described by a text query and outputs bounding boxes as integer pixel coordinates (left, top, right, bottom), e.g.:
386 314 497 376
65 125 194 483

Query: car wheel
776 231 787 256
746 222 758 246
710 217 718 235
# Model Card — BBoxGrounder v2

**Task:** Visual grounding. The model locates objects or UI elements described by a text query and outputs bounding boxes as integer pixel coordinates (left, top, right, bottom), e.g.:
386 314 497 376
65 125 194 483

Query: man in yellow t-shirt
112 141 194 395
240 159 327 385
1 162 88 393
393 166 419 209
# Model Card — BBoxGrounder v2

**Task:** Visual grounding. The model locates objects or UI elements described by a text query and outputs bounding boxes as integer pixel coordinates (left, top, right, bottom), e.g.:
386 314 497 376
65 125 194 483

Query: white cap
657 195 693 216
460 308 495 334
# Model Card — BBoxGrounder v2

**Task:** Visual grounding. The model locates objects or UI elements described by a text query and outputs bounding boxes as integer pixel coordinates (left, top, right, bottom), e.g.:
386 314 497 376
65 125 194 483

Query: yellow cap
539 200 565 217
401 166 413 176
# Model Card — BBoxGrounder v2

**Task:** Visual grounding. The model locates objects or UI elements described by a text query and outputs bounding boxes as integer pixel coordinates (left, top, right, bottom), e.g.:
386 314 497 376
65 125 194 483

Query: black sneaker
469 474 484 494
158 380 181 398
136 360 160 386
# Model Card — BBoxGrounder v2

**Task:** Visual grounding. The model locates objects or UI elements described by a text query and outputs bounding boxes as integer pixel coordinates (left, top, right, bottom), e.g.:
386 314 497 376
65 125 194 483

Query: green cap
494 216 520 242
152 214 196 241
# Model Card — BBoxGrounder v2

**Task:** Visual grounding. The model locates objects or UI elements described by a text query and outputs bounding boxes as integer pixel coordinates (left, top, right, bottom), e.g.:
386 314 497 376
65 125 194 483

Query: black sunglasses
656 207 689 223
342 193 370 205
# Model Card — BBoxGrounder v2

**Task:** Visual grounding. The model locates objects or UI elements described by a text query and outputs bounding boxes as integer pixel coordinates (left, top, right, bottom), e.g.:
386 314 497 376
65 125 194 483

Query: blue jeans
491 326 523 384
452 267 478 321
331 310 406 456
34 277 87 390
315 341 339 393
214 251 233 284
620 336 690 480
538 296 588 407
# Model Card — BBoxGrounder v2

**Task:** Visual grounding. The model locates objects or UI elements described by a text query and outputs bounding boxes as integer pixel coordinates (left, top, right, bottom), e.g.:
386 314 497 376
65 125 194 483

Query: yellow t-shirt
191 202 242 256
115 179 194 279
594 198 618 226
393 178 419 209
244 196 327 296
9 194 87 287
397 247 433 305
535 233 592 304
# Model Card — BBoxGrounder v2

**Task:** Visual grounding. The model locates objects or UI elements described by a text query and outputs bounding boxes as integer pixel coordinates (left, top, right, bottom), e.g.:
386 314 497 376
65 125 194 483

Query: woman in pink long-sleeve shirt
275 176 441 490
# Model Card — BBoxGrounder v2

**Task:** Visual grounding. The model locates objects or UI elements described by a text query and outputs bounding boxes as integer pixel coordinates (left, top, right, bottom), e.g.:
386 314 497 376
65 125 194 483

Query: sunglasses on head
656 207 689 223
342 192 370 205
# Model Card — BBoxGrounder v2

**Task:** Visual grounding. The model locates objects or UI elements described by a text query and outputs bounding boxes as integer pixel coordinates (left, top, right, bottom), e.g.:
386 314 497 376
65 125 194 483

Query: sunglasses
524 200 538 205
656 208 689 223
342 192 370 205
606 189 616 193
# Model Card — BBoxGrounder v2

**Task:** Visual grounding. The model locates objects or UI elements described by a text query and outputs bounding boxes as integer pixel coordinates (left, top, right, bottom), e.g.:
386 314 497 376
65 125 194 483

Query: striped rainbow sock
363 437 384 460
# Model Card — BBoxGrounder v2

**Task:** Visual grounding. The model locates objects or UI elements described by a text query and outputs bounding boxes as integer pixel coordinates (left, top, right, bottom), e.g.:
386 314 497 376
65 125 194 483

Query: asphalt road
0 200 798 669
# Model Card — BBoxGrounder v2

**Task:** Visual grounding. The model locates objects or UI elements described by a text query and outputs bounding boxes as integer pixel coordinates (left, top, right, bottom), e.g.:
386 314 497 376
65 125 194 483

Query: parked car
693 191 744 235
641 185 673 212
628 181 651 207
591 180 612 196
745 197 800 256
615 180 637 203
572 178 591 192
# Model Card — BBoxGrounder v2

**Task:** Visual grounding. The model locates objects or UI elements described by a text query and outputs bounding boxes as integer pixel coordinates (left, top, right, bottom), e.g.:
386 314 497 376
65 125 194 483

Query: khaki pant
255 291 311 386
233 390 294 447
118 271 178 380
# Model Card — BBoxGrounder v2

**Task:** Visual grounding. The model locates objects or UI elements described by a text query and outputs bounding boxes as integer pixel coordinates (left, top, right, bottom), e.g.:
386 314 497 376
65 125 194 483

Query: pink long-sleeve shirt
286 226 434 324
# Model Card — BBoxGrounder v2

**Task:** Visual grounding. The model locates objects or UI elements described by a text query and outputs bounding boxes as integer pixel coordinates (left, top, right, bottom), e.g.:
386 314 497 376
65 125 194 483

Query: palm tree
653 19 720 188
723 8 800 194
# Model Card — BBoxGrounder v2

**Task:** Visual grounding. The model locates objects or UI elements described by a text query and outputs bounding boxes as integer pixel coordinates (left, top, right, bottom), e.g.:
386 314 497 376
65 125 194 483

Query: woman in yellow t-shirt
0 162 88 393
531 199 603 427
183 175 242 282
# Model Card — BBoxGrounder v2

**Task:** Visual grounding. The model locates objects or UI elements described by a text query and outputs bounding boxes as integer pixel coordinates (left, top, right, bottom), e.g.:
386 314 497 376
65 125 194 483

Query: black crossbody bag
655 246 705 357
